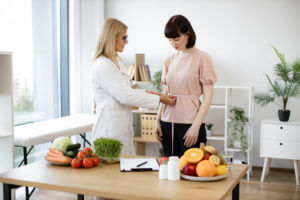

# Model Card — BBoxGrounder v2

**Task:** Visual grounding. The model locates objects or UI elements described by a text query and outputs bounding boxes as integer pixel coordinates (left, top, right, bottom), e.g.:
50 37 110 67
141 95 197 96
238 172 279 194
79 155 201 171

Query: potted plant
228 107 249 157
151 71 162 92
254 46 300 122
205 123 214 137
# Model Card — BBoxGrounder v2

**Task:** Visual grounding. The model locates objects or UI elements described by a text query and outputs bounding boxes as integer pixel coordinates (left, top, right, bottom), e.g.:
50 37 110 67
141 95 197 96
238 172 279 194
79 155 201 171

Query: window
0 0 69 166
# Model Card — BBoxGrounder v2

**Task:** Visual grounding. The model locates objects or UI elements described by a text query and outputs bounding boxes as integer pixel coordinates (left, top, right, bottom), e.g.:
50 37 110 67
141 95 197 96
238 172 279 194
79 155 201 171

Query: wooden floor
15 167 300 200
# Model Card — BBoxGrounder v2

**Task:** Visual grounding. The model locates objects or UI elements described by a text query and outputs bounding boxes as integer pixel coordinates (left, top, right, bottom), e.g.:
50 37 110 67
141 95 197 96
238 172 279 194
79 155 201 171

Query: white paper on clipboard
120 158 159 172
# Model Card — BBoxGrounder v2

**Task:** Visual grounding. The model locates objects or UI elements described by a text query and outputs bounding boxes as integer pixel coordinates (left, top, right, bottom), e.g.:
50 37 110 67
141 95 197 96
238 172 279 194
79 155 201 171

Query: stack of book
127 54 151 82
127 64 151 81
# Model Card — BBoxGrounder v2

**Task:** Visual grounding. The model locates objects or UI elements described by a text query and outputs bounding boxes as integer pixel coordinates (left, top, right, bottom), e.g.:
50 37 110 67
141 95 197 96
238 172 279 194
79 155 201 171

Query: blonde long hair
94 18 127 65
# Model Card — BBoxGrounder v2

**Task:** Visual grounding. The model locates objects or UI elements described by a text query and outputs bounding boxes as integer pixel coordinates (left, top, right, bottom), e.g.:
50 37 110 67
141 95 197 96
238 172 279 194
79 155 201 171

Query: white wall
103 0 300 168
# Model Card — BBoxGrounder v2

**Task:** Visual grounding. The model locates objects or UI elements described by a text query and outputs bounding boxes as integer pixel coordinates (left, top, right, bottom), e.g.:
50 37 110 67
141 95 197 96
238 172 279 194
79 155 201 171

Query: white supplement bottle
167 156 180 181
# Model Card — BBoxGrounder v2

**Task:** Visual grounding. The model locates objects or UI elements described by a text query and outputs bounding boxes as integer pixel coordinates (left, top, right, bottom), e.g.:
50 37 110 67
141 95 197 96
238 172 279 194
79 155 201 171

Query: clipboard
120 158 159 172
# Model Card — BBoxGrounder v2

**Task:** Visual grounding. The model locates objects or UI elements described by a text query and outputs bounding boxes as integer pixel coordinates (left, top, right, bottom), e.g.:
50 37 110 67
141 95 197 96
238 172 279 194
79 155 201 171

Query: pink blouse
161 48 217 124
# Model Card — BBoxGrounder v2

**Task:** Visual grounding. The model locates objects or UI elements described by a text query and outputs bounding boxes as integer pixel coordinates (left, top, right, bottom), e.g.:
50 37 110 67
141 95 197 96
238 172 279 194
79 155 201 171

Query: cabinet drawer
261 140 300 159
262 123 300 141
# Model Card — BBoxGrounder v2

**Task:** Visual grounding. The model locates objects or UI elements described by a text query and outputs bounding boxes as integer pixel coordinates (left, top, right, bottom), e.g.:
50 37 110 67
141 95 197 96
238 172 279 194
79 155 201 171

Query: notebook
120 158 159 172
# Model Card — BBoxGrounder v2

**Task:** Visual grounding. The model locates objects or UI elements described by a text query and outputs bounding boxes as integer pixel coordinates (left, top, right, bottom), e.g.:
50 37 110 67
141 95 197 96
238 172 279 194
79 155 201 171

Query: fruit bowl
180 173 229 182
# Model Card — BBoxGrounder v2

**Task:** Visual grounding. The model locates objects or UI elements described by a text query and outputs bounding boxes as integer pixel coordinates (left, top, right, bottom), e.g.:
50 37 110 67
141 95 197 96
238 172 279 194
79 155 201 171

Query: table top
0 156 248 200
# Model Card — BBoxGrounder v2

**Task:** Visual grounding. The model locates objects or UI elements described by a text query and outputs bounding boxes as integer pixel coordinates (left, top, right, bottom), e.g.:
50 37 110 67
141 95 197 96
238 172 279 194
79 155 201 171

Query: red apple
159 157 169 165
203 154 211 160
183 164 197 176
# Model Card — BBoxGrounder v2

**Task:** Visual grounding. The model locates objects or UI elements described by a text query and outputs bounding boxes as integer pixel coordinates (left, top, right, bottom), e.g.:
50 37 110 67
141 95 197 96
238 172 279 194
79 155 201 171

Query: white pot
233 140 241 148
206 130 212 137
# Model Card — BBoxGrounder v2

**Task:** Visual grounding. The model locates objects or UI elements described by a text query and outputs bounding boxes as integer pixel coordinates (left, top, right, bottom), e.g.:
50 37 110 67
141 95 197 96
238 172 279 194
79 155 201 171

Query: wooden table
0 157 248 200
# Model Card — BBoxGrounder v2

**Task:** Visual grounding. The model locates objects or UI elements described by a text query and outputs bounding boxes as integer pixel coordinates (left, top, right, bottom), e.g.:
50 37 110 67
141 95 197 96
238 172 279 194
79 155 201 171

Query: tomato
71 158 82 168
92 156 100 166
83 158 93 168
77 151 85 159
83 147 93 157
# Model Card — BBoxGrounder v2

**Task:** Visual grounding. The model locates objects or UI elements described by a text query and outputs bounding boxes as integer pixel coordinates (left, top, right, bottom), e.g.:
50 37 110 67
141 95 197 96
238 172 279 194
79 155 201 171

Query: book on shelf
127 64 150 82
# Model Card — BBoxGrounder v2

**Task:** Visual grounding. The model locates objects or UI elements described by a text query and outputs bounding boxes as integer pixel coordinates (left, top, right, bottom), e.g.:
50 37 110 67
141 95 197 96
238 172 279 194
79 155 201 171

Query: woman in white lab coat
91 18 176 156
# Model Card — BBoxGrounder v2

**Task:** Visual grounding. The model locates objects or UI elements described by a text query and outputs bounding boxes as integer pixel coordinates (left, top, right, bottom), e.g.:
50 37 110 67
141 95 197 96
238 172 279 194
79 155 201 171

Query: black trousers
160 121 207 157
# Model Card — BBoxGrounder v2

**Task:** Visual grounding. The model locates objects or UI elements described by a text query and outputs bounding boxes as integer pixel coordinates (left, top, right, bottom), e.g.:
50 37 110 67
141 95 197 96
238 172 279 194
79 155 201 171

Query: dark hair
164 15 196 48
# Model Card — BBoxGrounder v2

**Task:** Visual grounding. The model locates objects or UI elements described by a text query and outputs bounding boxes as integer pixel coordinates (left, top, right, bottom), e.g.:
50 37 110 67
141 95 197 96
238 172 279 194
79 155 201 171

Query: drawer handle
279 142 283 146
280 126 283 129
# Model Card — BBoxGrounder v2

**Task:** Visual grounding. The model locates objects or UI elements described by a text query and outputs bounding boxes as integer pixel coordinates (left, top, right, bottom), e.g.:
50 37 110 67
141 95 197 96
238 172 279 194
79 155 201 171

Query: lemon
216 165 228 176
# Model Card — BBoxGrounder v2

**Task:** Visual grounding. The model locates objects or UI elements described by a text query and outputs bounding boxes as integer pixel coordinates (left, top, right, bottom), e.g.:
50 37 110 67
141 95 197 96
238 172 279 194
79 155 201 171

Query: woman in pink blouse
155 15 217 157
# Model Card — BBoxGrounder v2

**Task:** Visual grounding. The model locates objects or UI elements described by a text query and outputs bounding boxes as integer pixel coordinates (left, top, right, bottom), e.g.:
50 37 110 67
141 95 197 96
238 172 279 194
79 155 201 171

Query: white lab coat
91 56 159 155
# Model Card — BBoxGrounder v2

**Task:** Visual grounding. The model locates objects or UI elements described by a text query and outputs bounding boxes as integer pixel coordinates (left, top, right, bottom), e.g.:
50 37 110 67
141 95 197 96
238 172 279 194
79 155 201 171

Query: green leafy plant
206 123 213 131
151 71 162 92
93 138 123 159
228 107 249 157
254 46 300 110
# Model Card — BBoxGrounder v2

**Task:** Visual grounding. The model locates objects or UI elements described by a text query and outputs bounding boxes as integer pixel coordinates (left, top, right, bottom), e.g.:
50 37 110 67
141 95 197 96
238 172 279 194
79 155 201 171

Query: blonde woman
91 18 176 156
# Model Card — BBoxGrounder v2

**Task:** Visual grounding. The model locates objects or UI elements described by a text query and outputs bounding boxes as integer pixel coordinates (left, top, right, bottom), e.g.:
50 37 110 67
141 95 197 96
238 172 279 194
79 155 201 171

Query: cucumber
64 151 75 158
66 143 81 152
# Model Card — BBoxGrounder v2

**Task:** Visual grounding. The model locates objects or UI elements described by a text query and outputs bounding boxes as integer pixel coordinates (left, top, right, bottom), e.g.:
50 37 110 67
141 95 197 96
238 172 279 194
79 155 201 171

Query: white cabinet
260 120 300 185
0 52 14 200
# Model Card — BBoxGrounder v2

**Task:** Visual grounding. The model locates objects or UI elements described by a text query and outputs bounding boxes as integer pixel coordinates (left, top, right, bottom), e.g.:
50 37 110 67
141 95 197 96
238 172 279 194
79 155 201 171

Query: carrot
46 156 71 163
49 148 64 156
47 151 63 158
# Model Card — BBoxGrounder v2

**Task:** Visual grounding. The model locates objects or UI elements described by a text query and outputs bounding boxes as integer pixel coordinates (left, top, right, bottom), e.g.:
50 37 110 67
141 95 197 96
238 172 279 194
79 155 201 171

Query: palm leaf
274 63 292 82
292 60 300 83
287 83 300 98
265 74 284 97
254 92 275 106
272 46 287 67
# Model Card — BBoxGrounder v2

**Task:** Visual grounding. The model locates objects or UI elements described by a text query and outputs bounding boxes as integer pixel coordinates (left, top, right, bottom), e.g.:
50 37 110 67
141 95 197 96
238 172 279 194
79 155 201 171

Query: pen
136 161 147 167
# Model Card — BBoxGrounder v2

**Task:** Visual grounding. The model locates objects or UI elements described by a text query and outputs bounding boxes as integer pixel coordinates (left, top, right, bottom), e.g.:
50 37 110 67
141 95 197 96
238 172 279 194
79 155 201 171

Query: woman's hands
146 90 176 106
159 93 176 106
183 125 200 147
154 121 163 142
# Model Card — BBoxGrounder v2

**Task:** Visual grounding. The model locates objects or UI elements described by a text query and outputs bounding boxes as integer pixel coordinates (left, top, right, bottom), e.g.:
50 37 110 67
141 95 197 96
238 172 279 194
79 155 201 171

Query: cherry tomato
83 158 93 168
71 158 82 168
83 147 93 157
92 156 100 166
77 151 85 159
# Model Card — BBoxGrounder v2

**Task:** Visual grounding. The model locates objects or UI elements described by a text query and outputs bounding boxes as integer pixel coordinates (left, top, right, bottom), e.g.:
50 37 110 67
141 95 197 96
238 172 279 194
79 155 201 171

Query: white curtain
69 0 104 114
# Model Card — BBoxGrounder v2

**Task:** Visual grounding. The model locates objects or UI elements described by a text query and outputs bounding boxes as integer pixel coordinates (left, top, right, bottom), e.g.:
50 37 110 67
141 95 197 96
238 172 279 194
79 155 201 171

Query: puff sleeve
199 53 217 85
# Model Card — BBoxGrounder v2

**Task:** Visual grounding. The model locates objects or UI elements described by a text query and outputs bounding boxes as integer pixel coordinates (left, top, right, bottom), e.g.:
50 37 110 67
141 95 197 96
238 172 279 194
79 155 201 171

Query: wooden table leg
232 182 239 200
294 160 299 186
261 157 271 182
78 194 84 200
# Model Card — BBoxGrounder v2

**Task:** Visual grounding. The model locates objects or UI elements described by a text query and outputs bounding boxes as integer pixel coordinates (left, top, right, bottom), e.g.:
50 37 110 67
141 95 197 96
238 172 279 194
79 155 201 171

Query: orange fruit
196 160 217 177
183 148 204 164
179 156 189 171
209 155 220 165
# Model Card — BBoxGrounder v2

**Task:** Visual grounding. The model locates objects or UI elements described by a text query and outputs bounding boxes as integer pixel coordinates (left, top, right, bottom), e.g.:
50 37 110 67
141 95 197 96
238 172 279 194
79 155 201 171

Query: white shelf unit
208 86 253 181
0 52 14 200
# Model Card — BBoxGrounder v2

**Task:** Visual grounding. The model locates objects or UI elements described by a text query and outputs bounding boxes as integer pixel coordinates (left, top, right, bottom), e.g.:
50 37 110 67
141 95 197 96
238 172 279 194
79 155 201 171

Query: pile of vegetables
94 138 123 159
46 137 100 169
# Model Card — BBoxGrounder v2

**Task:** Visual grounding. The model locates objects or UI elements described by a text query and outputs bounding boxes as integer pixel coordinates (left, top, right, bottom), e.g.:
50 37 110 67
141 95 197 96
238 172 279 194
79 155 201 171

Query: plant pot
206 130 212 137
233 141 241 148
278 110 290 122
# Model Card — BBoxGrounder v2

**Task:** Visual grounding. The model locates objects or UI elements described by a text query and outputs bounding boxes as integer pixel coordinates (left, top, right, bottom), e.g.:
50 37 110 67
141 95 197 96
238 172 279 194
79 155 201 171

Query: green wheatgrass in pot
93 138 123 158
